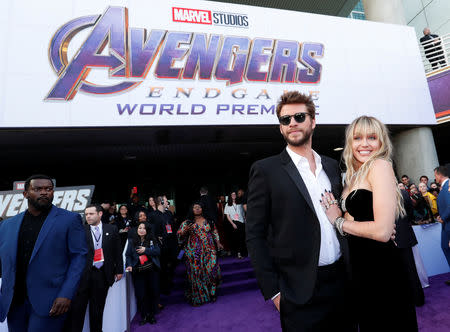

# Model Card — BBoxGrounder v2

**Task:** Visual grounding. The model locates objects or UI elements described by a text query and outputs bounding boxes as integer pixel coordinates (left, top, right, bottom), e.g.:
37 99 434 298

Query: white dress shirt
286 147 342 266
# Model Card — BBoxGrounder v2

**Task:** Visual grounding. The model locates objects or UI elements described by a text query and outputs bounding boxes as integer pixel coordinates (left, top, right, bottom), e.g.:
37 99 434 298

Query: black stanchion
125 270 132 332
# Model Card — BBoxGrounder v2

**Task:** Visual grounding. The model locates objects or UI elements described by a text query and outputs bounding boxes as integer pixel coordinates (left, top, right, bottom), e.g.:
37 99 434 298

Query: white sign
0 0 435 126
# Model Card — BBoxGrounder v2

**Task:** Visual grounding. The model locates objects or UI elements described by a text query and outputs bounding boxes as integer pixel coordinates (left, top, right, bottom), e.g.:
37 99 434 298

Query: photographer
125 222 160 326
177 202 222 306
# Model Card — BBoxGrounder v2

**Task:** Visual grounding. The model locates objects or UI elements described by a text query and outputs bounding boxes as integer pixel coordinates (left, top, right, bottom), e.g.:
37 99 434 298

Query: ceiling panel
206 0 360 17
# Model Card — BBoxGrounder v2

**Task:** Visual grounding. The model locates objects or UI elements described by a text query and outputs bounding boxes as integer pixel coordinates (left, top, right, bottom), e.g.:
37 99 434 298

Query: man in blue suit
434 166 450 285
0 174 88 331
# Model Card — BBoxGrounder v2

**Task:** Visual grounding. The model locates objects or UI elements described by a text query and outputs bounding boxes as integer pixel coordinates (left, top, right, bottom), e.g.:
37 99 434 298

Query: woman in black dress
320 116 418 331
125 222 160 325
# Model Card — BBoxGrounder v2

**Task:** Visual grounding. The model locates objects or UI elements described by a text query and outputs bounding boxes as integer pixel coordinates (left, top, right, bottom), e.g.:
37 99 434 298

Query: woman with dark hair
177 202 222 306
134 210 148 225
125 222 160 325
224 191 246 258
116 204 133 250
147 196 157 213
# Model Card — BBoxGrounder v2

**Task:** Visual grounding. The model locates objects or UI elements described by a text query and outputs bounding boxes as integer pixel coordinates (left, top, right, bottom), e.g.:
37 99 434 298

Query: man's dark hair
434 166 449 177
420 175 428 181
276 91 315 119
85 204 103 213
24 174 54 191
200 186 208 195
401 175 409 179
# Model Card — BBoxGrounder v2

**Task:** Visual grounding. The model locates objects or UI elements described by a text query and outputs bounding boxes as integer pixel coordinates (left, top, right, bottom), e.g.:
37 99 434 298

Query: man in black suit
199 186 218 222
65 204 123 332
149 196 178 295
246 91 354 331
420 27 446 70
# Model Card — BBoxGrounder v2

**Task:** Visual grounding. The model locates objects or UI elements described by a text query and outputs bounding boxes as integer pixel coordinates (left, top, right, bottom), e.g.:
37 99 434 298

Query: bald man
420 27 446 70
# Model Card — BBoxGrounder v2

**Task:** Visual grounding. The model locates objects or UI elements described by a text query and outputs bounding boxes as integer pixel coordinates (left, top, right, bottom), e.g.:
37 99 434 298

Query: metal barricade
419 33 450 74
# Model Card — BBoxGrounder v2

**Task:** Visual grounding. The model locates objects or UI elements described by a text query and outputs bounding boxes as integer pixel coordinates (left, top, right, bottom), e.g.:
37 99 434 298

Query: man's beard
28 196 53 211
282 127 313 147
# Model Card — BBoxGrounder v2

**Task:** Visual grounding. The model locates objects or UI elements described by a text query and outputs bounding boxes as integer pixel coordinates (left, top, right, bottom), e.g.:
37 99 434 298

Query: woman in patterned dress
177 202 223 306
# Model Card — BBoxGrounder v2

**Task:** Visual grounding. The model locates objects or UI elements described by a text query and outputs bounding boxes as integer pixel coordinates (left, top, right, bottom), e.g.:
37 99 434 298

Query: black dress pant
65 267 110 332
231 221 247 257
160 248 177 294
280 259 356 332
132 268 160 318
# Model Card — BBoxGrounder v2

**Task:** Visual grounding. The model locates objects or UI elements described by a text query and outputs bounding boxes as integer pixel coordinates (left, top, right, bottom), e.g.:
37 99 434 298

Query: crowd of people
86 186 249 325
398 174 442 225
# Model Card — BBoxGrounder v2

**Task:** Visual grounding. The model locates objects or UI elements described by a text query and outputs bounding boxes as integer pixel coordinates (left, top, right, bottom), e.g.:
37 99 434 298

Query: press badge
139 254 149 265
93 248 104 264
234 214 239 220
165 224 173 234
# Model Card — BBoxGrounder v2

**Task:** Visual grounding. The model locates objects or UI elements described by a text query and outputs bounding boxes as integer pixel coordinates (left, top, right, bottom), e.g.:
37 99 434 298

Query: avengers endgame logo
46 6 323 101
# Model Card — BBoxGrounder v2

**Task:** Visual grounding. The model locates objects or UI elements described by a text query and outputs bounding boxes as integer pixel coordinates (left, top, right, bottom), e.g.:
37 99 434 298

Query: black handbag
135 255 154 272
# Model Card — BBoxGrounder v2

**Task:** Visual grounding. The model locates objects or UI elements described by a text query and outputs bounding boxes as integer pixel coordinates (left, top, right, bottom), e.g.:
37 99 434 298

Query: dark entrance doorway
0 125 347 219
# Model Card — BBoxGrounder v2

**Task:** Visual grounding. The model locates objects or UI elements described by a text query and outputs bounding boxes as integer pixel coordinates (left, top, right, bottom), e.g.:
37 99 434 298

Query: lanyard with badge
233 204 240 221
91 229 104 265
164 214 173 234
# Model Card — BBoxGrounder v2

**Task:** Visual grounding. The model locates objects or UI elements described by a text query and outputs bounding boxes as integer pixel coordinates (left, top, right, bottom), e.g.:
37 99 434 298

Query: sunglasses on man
278 112 311 126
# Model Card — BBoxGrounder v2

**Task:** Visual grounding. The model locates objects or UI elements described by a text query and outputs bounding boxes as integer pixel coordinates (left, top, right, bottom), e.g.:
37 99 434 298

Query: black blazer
199 194 218 222
420 34 443 56
125 236 161 270
80 223 124 287
246 149 350 305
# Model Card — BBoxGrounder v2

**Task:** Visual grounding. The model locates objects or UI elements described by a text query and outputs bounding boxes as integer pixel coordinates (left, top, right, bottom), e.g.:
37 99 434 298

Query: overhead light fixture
333 147 343 151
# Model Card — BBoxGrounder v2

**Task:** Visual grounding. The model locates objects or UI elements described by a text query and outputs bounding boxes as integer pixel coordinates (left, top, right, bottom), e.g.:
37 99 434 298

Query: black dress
345 189 418 332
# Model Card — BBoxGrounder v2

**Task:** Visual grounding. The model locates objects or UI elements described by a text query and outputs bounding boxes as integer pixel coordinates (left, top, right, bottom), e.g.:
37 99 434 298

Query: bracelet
334 217 348 237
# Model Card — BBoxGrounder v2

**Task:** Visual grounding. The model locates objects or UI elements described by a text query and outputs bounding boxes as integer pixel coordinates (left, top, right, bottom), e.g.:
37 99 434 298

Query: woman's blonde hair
342 116 405 218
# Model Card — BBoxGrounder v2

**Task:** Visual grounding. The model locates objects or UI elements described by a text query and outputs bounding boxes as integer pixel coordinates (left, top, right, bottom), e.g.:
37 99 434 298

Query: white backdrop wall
0 0 435 127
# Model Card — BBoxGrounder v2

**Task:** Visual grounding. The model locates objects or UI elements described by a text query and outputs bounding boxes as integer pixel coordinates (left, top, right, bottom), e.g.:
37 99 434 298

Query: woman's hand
136 246 145 254
320 190 342 225
217 242 224 250
184 223 195 234
125 266 132 272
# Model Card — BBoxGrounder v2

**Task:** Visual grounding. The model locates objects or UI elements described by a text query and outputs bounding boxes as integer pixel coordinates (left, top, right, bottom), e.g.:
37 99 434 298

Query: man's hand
126 266 133 272
115 274 123 281
49 297 71 316
231 222 237 230
217 242 224 251
272 294 280 312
